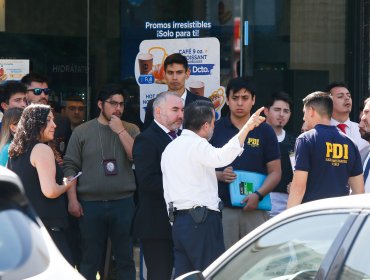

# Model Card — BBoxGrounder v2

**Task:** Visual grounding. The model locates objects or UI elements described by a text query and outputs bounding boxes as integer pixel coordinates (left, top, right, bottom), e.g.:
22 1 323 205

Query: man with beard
161 100 266 277
132 91 184 280
63 83 139 280
359 97 370 192
264 92 296 216
326 82 369 151
22 73 50 105
287 91 364 208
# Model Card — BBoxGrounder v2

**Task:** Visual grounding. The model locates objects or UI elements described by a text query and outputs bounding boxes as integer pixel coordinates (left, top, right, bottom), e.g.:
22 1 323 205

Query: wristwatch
254 190 264 201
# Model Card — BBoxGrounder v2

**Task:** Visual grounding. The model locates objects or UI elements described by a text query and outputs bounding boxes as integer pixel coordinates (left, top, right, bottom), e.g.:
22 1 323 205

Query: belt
175 208 220 215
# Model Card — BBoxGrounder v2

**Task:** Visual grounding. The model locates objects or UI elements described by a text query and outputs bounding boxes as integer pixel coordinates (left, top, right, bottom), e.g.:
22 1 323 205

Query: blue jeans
79 197 136 280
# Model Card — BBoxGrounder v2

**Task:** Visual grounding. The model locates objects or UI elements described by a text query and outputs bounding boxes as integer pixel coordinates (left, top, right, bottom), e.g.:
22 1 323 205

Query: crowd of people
0 52 369 280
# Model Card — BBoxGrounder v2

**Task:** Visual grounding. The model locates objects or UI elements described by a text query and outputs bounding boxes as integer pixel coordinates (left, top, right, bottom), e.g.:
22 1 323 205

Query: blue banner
138 75 155 84
189 64 215 75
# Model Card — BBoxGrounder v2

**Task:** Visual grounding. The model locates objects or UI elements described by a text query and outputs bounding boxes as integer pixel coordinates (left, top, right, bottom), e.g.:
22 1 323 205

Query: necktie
364 156 370 183
337 123 347 134
168 131 177 140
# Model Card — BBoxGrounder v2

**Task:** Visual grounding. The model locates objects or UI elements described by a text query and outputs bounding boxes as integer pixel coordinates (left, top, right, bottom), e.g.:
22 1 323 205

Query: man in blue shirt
287 91 364 208
210 77 281 249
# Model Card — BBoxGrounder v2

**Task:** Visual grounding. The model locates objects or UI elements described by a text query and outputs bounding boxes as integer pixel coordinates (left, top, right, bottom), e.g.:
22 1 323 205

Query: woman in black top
8 104 74 263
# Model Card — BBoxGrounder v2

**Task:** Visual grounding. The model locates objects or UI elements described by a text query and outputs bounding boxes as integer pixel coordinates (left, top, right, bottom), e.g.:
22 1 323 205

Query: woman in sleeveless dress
8 104 75 263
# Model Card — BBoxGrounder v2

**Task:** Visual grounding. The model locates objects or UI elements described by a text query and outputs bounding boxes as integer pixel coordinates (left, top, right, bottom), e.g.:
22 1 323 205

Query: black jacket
132 121 173 238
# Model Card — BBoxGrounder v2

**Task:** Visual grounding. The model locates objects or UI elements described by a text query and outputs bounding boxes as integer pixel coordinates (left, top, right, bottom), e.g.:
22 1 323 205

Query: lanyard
97 120 116 161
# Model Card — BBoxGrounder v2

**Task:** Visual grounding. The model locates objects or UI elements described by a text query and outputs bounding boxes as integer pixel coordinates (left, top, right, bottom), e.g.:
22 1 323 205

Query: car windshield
211 213 348 280
0 208 49 278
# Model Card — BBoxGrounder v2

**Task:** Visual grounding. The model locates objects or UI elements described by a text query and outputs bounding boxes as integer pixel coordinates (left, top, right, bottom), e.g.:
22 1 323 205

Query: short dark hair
66 95 84 103
0 81 27 106
303 91 333 118
164 53 189 71
325 81 349 93
265 91 293 110
61 95 85 108
97 83 127 103
21 73 49 87
226 77 256 99
184 100 214 132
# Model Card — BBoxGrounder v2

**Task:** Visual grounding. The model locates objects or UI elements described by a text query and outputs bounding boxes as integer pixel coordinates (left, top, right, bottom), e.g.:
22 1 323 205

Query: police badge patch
102 159 118 176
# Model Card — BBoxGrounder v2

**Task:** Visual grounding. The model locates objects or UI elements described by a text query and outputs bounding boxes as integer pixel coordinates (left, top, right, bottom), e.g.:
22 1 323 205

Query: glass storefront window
0 0 368 132
241 0 352 132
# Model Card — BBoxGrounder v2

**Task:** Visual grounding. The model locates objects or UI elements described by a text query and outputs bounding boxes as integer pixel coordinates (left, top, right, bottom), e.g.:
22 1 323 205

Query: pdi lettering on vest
247 138 260 147
326 142 349 159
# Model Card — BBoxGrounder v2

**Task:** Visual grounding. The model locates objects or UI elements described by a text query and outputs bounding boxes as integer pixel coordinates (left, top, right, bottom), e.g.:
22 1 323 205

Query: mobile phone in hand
67 171 82 183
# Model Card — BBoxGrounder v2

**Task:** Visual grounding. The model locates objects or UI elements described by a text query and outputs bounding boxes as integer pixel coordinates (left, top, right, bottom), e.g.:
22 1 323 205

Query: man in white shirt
326 81 369 151
161 100 265 277
359 97 370 192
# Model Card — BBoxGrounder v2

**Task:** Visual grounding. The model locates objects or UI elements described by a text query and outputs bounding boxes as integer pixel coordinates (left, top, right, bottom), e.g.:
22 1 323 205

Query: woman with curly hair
8 104 74 263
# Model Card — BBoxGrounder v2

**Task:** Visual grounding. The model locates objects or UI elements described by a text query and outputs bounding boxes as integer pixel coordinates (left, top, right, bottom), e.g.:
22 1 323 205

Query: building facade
1 0 368 132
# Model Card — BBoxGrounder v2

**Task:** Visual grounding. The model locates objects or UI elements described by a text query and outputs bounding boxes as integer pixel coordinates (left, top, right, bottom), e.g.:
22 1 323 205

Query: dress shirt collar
181 129 200 138
180 89 187 102
154 119 171 133
330 118 351 126
330 118 357 135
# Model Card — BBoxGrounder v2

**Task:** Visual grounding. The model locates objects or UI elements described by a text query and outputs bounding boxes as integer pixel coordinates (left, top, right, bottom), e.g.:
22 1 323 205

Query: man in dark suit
142 52 209 130
132 91 184 280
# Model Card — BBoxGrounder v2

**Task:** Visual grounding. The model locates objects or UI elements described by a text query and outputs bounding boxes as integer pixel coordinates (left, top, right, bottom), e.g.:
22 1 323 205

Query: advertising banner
0 59 29 83
134 37 226 121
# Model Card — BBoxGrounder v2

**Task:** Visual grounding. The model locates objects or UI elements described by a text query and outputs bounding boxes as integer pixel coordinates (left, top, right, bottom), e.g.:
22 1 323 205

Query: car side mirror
175 271 206 280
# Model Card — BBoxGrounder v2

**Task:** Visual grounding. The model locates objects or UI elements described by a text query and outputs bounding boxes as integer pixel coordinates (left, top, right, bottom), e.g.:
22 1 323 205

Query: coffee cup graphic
148 46 168 83
138 53 153 75
209 88 225 110
189 80 205 96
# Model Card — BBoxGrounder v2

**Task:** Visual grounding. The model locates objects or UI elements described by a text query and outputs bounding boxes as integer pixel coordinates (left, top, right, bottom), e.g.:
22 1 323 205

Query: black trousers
172 211 225 277
47 227 73 265
141 238 174 280
65 216 82 269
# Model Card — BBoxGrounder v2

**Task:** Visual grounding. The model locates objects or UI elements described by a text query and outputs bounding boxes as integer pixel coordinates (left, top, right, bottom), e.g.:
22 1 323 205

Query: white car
177 194 370 280
0 167 84 280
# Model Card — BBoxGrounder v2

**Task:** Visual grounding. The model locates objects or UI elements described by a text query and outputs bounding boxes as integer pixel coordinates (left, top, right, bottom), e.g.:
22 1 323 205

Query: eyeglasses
27 88 52 95
105 100 124 108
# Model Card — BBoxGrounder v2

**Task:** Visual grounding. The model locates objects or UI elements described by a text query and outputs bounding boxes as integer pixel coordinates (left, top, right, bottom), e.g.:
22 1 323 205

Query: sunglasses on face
27 88 52 95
